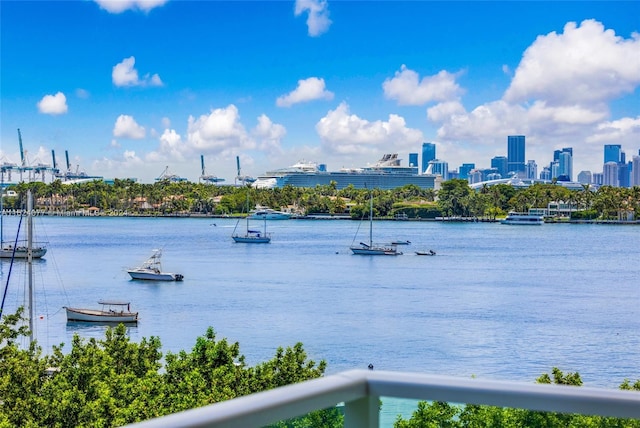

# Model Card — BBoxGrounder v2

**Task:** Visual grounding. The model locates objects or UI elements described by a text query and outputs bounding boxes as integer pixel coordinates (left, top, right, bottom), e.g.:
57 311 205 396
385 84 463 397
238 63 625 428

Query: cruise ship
252 154 440 190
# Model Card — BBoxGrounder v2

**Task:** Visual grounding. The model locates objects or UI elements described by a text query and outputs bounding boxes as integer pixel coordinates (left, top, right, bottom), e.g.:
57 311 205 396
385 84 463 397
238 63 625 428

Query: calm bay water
2 215 639 424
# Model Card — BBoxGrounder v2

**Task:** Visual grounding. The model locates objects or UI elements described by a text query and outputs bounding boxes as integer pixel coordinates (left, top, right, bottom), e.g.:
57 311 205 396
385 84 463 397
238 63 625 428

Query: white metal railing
124 369 640 428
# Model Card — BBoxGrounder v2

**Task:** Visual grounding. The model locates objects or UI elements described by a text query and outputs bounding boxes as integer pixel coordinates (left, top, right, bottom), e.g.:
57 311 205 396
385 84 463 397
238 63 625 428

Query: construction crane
199 155 225 184
234 155 255 186
156 166 188 183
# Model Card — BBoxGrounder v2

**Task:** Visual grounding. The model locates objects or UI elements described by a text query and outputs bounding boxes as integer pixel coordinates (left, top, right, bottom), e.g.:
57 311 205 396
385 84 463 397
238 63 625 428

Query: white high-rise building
603 161 619 187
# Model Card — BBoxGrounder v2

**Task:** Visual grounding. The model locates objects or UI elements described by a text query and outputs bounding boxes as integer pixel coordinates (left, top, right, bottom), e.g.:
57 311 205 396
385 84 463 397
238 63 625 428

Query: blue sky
1 0 639 183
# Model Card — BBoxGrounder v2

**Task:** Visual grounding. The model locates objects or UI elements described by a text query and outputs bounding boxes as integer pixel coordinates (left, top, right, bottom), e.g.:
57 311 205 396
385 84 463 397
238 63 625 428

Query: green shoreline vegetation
2 178 640 222
0 308 638 427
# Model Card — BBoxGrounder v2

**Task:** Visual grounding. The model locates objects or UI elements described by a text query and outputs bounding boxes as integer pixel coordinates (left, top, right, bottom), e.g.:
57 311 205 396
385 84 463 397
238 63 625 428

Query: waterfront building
421 142 436 174
633 156 640 187
577 171 592 185
604 144 621 163
603 162 619 186
507 135 526 175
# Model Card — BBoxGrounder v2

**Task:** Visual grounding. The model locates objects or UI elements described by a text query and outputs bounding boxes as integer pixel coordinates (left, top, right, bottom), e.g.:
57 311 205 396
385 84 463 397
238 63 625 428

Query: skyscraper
507 135 525 175
604 144 621 163
526 160 537 180
421 142 436 173
408 153 418 168
491 156 507 178
558 151 572 181
632 156 640 187
458 163 475 180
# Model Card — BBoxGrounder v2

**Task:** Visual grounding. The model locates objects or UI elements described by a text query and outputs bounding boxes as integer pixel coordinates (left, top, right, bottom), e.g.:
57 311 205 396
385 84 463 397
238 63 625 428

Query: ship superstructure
253 154 440 190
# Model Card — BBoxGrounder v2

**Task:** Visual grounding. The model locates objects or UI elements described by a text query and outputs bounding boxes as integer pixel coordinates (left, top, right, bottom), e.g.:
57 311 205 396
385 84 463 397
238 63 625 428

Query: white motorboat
127 249 184 281
247 206 292 220
500 212 544 225
65 300 138 323
350 189 402 256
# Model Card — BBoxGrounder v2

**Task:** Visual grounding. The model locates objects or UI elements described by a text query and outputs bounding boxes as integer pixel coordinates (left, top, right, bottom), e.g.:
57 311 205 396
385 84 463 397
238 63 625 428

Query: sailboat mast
369 190 373 247
26 190 34 345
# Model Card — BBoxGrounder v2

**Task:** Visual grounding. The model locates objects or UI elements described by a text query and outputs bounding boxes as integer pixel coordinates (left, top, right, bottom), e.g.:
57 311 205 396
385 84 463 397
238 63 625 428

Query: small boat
232 194 271 243
127 249 184 281
247 206 292 220
415 250 436 256
350 190 402 256
65 300 138 323
500 212 544 225
391 240 411 245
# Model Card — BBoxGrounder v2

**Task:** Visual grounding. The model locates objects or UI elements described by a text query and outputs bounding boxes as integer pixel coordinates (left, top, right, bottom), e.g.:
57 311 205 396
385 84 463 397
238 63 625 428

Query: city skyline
1 1 639 183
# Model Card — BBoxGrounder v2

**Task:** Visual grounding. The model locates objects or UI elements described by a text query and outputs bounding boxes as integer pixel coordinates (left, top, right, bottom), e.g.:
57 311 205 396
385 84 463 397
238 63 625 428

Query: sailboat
350 190 402 256
232 192 271 243
0 187 47 259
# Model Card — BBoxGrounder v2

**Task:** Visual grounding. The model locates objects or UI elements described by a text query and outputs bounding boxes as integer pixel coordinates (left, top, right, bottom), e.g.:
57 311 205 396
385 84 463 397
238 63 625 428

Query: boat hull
500 213 544 225
127 270 183 281
65 307 138 323
232 235 271 243
350 246 402 256
0 246 47 258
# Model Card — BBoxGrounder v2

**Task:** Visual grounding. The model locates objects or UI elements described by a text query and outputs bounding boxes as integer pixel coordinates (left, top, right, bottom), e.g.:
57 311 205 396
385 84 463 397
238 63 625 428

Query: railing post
344 395 379 428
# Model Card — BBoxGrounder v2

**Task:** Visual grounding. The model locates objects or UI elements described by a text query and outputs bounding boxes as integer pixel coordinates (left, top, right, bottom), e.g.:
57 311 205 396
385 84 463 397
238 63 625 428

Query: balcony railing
125 369 640 428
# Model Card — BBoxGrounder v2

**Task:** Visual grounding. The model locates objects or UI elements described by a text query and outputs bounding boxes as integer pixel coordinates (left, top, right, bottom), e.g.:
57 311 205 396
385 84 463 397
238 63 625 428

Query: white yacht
247 206 292 220
500 212 544 225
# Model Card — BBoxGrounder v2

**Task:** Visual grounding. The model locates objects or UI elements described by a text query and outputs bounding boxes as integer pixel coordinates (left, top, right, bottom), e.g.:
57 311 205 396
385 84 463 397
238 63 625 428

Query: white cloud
294 0 331 37
253 114 286 153
112 56 163 87
113 114 146 139
504 19 640 105
587 116 640 144
316 102 424 155
37 92 68 115
185 105 255 153
427 101 466 123
276 77 334 107
383 66 463 106
94 0 168 13
151 129 185 161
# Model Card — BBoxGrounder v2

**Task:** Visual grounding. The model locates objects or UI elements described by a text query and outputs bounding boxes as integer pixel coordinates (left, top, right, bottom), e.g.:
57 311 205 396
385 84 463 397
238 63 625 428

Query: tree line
3 178 640 220
1 309 638 427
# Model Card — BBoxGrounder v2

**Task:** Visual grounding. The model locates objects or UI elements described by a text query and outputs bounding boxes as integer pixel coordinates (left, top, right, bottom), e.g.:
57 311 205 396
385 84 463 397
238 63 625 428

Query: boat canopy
97 300 131 306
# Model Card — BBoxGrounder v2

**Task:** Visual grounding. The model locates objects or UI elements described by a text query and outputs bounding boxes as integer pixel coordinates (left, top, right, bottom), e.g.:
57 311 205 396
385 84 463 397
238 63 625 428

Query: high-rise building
632 156 640 187
458 163 475 180
408 153 418 168
507 135 525 175
577 171 592 185
618 162 630 188
558 151 572 181
604 144 621 163
491 156 507 178
421 142 436 174
539 166 551 181
603 162 619 186
427 159 448 180
526 160 537 180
